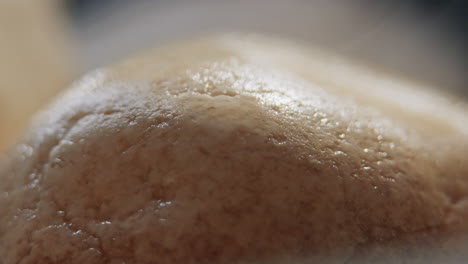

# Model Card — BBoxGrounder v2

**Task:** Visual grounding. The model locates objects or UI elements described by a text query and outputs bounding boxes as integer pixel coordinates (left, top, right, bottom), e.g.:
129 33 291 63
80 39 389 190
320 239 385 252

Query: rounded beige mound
1 35 468 264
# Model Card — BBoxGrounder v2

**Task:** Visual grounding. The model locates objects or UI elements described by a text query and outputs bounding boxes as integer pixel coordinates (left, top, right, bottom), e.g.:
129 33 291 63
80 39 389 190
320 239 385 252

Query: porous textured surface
1 35 468 264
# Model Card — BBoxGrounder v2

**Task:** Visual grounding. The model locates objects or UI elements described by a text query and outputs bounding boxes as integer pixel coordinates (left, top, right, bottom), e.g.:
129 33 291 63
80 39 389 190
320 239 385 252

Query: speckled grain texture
1 35 468 264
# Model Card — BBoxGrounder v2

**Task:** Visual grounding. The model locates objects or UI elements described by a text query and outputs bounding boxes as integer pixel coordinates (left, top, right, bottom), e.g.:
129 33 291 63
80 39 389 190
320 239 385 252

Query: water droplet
363 148 369 153
28 178 39 188
50 158 64 169
159 201 172 208
61 140 74 146
157 122 169 128
27 214 37 221
18 144 34 157
363 166 371 170
339 134 345 139
28 172 37 181
379 152 388 157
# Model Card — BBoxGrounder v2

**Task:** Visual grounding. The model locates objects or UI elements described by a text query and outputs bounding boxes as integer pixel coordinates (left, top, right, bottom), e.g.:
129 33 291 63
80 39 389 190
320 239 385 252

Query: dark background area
66 0 468 50
63 0 468 97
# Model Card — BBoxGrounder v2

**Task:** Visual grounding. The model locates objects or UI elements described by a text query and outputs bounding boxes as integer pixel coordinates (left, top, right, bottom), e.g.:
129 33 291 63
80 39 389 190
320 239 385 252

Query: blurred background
1 0 467 151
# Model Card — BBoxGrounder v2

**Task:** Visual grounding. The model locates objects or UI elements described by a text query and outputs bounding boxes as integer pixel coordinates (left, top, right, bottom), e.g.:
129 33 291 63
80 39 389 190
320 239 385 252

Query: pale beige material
1 35 468 263
0 0 74 151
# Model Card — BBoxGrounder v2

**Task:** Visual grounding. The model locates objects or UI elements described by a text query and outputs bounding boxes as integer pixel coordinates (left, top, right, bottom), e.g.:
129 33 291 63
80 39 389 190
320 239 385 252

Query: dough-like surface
1 34 468 263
